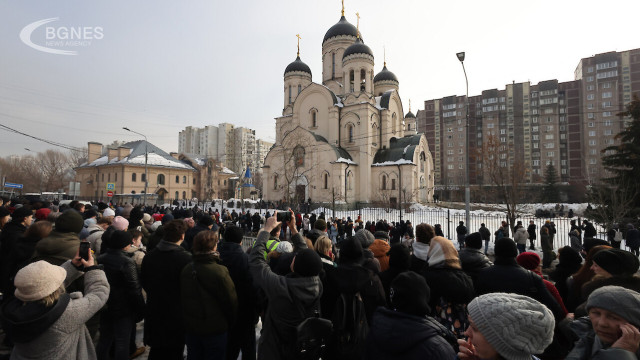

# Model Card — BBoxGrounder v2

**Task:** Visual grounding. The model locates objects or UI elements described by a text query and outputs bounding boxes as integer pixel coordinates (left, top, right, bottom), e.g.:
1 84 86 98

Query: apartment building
178 123 273 177
417 48 640 194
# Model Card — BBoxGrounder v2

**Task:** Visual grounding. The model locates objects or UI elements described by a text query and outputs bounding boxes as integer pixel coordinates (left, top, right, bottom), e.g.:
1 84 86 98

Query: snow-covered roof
220 167 235 175
371 159 414 167
335 157 357 165
78 140 195 170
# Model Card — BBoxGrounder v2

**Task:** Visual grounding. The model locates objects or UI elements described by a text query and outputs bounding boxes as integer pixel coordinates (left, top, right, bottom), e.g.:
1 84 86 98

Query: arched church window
360 69 366 92
157 174 165 185
348 125 354 143
392 113 397 134
331 53 336 79
175 191 179 199
288 85 292 104
312 111 317 128
293 145 305 166
408 123 411 131
349 70 355 92
323 173 328 189
420 152 426 173
183 176 187 184
391 178 396 190
298 84 301 94
382 175 387 190
274 175 278 190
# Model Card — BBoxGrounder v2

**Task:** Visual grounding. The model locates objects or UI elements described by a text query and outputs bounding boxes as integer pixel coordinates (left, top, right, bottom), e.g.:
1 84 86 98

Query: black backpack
329 291 369 359
296 315 333 360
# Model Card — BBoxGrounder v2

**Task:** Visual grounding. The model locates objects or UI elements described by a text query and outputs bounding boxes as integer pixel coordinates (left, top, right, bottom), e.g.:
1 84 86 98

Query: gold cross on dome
341 0 345 16
296 34 301 57
356 12 360 38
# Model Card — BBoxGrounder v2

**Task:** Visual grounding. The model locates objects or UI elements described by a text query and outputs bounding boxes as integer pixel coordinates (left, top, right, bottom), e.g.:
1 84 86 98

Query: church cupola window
360 69 366 92
298 84 302 94
332 53 336 79
348 125 354 143
349 70 355 92
311 110 317 128
288 85 292 104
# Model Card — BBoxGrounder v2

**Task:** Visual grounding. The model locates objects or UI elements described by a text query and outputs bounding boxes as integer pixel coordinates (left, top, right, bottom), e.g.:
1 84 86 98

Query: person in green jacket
180 230 238 360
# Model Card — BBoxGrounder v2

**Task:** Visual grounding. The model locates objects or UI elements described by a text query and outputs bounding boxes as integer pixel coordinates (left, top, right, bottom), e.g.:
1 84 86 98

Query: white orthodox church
262 8 434 206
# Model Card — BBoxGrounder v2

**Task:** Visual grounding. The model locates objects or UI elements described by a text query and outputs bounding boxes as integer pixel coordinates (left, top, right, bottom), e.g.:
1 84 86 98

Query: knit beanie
592 249 640 276
390 271 431 317
468 293 555 360
161 213 174 224
516 252 541 270
35 208 51 221
276 241 293 254
557 246 582 270
112 216 129 231
14 260 66 302
387 243 411 270
198 215 215 227
102 208 115 218
106 230 133 249
494 237 518 258
55 210 84 233
374 230 390 242
354 229 375 249
464 232 483 249
587 286 640 328
142 213 153 224
293 248 323 277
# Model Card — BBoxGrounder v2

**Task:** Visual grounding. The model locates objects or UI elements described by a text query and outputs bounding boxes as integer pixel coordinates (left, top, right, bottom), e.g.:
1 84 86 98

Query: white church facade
262 9 434 206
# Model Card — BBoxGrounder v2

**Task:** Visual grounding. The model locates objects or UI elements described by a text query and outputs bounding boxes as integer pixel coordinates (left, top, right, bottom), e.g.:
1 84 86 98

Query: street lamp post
123 127 148 206
456 52 471 234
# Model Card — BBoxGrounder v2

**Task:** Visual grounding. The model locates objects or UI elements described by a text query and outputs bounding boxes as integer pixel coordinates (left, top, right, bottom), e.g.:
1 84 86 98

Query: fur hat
293 249 323 277
464 232 483 249
111 216 129 231
55 210 84 233
468 293 555 360
587 286 640 328
14 260 66 302
354 229 375 249
592 249 640 276
390 271 431 316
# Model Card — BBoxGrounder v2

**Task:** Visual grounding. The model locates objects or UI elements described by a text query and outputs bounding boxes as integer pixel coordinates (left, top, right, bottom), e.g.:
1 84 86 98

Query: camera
277 211 292 222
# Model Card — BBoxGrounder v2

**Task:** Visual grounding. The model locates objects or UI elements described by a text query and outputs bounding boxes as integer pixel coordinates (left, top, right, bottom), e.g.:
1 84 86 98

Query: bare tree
482 134 527 232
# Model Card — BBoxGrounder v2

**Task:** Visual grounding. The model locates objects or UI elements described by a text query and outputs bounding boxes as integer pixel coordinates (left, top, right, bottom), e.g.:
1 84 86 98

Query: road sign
4 182 23 189
106 183 115 191
107 191 114 197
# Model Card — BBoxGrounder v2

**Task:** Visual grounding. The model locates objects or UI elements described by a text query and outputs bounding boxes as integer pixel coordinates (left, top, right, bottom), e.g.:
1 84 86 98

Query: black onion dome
374 65 399 83
284 56 312 76
405 111 415 118
342 38 373 59
323 16 360 44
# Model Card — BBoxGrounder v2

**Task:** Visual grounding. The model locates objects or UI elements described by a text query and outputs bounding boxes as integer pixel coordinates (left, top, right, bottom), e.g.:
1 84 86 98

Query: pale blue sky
0 0 637 156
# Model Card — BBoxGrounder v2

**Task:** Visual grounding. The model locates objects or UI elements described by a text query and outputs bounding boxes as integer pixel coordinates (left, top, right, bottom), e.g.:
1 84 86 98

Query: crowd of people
0 196 639 360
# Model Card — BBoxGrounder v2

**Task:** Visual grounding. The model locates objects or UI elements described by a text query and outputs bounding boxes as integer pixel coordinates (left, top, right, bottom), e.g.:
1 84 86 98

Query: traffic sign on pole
4 182 23 189
107 191 114 197
106 183 115 191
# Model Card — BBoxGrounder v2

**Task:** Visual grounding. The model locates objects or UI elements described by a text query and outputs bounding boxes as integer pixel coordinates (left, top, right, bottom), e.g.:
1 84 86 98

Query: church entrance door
295 185 305 205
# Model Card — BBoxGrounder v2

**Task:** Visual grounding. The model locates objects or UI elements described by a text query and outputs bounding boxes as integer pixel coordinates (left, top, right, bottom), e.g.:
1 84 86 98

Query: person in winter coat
579 249 640 310
322 237 386 325
513 221 528 254
478 223 491 255
410 223 434 273
570 229 583 253
527 220 537 250
370 232 391 272
354 229 381 274
141 220 193 359
583 220 598 239
456 221 467 250
218 226 258 360
86 217 112 256
475 237 565 322
549 246 583 305
0 249 109 360
0 206 33 294
96 230 146 360
181 230 238 360
626 224 640 257
434 224 445 237
32 210 85 265
249 211 323 360
378 243 411 305
421 236 474 339
566 286 640 359
565 245 612 313
541 226 555 269
516 252 568 316
5 220 53 294
457 293 555 360
458 232 492 283
365 272 457 360
182 215 216 252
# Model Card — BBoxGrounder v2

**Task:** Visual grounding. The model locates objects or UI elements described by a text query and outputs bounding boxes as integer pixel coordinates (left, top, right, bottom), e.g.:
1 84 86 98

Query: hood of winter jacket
0 294 70 343
34 231 80 259
284 273 322 308
369 307 444 354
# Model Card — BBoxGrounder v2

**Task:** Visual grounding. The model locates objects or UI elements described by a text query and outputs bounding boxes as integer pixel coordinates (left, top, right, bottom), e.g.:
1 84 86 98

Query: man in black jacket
475 237 565 322
456 221 467 250
182 214 216 252
141 220 192 359
458 232 492 282
219 226 257 360
527 220 537 250
0 206 33 295
478 223 491 255
96 230 145 360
